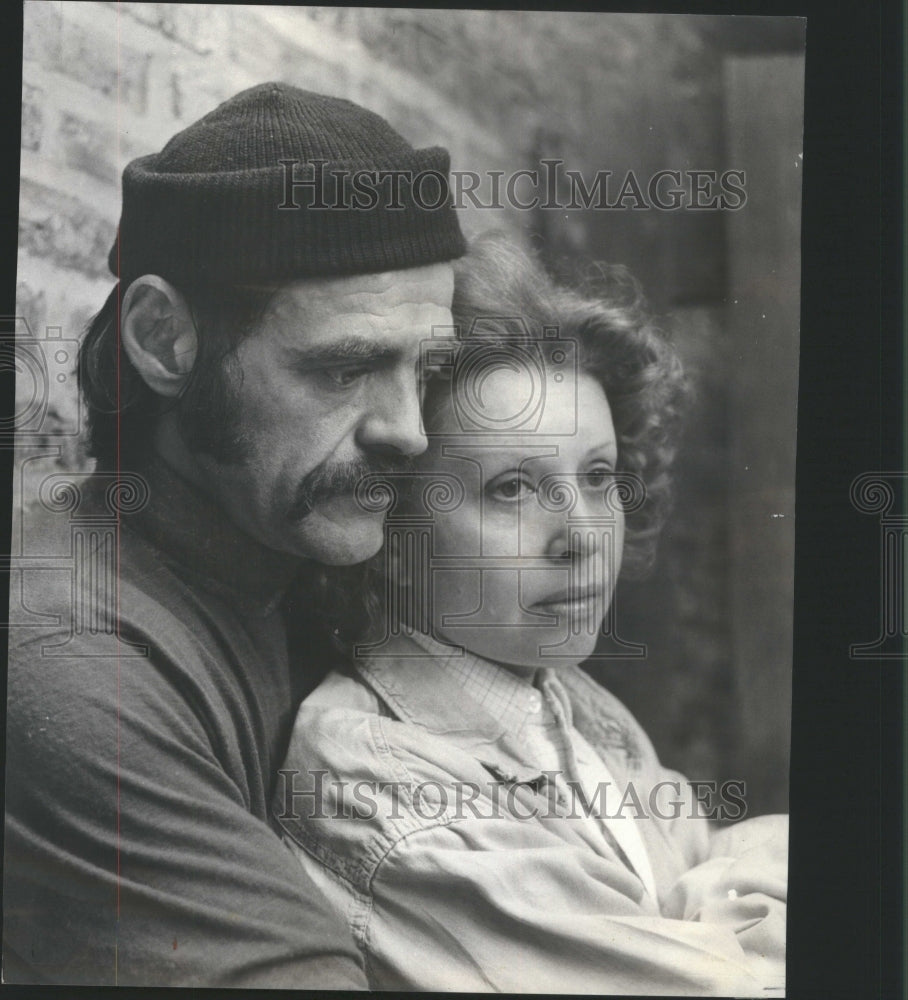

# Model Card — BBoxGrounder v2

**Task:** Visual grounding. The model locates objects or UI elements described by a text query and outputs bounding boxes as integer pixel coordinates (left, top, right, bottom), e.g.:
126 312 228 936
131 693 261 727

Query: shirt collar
114 452 307 616
406 629 559 734
356 631 569 766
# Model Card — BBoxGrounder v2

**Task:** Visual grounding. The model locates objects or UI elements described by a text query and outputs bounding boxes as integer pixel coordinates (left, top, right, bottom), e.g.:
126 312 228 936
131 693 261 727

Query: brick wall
15 2 800 812
18 4 726 376
16 1 725 516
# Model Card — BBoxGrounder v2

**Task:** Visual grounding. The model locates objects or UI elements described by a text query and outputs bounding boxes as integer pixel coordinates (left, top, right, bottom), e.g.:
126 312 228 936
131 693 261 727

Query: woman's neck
402 623 576 684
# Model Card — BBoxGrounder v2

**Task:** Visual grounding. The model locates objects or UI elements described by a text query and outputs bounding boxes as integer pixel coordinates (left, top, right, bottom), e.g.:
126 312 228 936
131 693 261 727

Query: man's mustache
288 455 414 521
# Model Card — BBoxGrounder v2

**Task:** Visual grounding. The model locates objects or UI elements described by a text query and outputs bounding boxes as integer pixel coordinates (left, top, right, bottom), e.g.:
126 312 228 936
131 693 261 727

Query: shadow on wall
568 30 803 818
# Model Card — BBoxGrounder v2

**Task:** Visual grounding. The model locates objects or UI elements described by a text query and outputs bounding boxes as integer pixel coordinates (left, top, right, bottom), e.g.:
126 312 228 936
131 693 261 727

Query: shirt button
727 889 739 900
527 692 542 713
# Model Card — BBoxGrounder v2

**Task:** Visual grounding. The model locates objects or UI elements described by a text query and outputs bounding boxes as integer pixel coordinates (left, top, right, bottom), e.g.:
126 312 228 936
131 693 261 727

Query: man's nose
355 376 428 457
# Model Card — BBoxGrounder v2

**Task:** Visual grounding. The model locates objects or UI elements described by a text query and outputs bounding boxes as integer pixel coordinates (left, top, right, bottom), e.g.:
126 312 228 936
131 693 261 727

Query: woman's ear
120 275 198 397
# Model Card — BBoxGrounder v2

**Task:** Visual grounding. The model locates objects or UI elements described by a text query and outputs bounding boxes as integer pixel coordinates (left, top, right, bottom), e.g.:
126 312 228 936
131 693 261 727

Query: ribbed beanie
109 82 466 286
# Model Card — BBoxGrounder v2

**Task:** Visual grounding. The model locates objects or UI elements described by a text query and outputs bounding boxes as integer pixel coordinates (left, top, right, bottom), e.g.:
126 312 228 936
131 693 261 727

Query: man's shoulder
7 499 241 753
7 556 209 759
11 475 242 648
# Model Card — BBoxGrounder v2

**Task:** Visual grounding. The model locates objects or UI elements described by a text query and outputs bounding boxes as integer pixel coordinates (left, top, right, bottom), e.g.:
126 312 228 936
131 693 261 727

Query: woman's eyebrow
285 337 398 367
583 441 618 460
509 441 618 460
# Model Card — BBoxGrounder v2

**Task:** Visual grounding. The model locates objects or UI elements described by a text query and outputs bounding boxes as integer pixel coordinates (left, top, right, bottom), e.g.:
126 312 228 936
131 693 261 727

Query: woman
274 235 787 995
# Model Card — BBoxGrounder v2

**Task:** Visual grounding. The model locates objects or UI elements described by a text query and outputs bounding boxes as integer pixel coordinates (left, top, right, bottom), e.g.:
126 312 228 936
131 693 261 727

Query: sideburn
175 347 253 465
172 285 281 465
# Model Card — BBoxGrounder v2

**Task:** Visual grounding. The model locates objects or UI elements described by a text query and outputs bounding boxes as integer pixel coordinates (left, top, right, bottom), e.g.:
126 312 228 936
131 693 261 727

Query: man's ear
120 276 198 397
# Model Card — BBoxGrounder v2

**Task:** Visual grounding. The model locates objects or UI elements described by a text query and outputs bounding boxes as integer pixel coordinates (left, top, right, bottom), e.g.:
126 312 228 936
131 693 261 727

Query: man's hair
310 232 690 646
78 280 277 466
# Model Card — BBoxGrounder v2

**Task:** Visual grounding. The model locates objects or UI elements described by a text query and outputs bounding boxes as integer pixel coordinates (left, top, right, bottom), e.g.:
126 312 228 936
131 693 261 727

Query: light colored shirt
274 631 787 994
407 629 659 899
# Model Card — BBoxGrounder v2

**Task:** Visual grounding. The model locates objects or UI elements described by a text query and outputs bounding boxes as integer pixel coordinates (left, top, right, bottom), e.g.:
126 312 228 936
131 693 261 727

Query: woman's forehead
428 365 609 429
421 367 616 467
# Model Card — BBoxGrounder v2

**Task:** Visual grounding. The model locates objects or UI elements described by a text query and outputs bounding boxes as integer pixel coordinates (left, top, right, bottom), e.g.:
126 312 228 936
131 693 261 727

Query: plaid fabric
405 631 589 783
405 629 558 734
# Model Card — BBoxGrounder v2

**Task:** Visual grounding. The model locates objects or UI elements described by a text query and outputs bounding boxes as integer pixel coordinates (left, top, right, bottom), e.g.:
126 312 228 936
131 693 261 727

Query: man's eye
486 475 535 502
323 366 369 388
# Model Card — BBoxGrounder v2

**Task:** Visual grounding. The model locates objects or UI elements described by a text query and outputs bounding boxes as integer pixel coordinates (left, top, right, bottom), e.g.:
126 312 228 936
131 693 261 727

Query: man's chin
290 506 385 566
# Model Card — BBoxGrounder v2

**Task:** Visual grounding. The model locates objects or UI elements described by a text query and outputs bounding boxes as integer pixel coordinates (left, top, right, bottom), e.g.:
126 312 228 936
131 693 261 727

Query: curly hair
311 231 690 646
444 231 689 579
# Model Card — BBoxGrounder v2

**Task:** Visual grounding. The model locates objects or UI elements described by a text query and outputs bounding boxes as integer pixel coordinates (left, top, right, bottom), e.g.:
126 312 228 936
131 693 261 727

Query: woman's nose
544 517 601 561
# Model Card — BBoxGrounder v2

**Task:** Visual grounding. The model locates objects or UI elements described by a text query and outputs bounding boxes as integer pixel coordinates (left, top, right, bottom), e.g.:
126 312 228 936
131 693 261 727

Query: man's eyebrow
285 337 399 366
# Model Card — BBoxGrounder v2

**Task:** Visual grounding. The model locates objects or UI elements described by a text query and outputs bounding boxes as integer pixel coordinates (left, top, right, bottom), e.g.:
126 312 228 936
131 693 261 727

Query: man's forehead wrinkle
267 287 451 326
301 288 451 319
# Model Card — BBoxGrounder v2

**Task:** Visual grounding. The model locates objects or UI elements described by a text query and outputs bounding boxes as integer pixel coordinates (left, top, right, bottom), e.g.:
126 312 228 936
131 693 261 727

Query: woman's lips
531 589 604 616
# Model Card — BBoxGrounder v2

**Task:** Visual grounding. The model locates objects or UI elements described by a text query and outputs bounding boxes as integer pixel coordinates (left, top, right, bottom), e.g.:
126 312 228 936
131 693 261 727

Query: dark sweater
3 456 367 988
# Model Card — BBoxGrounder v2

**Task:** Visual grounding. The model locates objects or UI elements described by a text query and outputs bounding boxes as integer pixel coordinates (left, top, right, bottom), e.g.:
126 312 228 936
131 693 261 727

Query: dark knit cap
109 82 466 286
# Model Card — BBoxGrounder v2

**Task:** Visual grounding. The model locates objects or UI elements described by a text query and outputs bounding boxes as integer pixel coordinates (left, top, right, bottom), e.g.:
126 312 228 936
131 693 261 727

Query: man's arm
3 634 367 988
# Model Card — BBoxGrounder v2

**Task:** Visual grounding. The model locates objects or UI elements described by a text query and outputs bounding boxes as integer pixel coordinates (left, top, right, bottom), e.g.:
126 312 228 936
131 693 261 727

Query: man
4 82 464 987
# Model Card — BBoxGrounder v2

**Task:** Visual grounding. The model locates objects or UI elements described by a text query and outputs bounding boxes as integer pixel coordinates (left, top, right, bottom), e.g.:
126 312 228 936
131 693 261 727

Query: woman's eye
581 467 615 490
487 475 534 502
